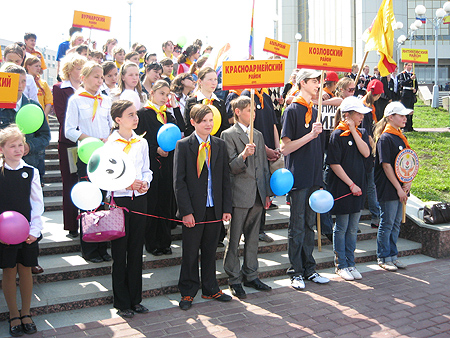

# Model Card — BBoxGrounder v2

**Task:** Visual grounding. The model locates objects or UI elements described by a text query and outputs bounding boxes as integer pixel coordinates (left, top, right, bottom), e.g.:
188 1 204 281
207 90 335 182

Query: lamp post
415 2 450 108
396 35 407 68
127 0 133 50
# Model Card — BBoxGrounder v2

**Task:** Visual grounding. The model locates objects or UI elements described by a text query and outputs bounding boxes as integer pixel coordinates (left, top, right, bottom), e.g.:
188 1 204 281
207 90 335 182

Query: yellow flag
363 0 397 76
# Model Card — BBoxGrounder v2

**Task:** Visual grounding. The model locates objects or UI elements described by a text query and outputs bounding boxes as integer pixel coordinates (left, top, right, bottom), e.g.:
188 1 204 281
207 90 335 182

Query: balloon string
102 202 223 225
334 192 353 201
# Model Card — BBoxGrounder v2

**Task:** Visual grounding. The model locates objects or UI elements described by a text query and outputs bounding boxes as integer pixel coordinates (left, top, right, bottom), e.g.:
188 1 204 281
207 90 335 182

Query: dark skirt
0 240 39 269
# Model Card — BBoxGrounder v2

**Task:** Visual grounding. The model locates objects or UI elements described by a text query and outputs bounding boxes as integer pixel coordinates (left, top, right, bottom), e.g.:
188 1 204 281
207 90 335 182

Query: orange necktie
323 87 334 98
382 124 411 149
115 138 141 154
292 96 313 126
202 98 215 106
335 120 362 138
145 101 167 124
78 92 103 121
197 141 211 178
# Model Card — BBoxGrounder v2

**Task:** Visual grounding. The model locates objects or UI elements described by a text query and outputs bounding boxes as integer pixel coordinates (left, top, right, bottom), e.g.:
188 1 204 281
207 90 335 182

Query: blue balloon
157 123 181 152
270 169 294 196
309 190 334 213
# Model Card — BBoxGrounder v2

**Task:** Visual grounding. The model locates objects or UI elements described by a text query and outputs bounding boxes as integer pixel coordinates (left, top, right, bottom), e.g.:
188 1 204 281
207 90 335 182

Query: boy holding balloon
0 125 43 336
221 96 272 299
280 69 330 290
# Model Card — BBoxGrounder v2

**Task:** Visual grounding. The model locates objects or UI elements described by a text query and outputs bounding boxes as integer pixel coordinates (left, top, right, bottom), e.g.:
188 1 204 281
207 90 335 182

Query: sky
1 0 277 59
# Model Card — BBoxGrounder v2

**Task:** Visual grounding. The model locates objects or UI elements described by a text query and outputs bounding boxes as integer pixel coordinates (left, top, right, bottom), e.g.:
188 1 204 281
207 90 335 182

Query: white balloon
71 181 103 210
87 145 136 191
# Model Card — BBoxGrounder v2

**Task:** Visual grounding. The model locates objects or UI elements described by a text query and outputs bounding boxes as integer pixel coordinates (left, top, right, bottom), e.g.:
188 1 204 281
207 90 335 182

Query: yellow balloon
208 105 222 135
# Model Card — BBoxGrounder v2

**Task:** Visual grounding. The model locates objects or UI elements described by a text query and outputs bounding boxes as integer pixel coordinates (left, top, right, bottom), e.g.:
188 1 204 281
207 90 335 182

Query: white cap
384 102 413 117
296 69 321 83
339 96 372 114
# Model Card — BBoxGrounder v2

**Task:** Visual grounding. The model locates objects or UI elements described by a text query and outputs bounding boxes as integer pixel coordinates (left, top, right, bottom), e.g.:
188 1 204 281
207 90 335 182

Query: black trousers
77 161 108 259
178 207 221 297
111 195 147 310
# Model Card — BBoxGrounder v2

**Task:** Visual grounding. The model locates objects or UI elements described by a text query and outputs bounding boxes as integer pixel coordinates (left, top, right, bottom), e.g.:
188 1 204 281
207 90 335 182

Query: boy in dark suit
221 96 272 299
174 104 232 310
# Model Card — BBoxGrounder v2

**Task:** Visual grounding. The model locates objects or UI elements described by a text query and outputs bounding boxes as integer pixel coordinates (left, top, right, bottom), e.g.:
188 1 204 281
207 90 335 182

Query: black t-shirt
281 102 323 190
327 128 370 215
375 132 407 202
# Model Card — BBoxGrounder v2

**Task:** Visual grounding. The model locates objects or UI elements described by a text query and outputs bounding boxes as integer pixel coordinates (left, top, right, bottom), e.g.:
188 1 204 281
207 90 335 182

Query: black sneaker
179 296 193 310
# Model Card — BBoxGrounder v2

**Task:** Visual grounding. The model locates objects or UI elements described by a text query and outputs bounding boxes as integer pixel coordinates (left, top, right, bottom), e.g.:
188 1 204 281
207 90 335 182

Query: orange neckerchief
335 120 362 138
382 124 411 149
78 91 103 121
145 101 167 124
202 98 215 106
229 89 242 96
362 97 377 123
292 96 313 126
323 87 334 98
254 89 265 109
115 61 123 69
197 141 211 178
115 137 141 154
185 58 193 66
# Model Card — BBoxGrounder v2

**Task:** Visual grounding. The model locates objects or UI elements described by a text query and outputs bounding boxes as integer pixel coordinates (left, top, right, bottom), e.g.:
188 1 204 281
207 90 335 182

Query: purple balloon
0 211 30 245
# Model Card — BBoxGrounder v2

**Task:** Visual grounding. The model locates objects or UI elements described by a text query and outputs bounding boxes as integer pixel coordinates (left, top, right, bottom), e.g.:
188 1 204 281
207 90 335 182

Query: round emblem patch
395 148 419 183
22 172 29 179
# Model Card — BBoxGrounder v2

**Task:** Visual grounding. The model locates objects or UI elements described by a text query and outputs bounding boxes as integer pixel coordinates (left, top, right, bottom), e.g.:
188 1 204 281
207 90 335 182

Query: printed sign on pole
263 37 290 58
297 42 353 72
0 72 20 109
222 59 285 90
73 10 112 31
401 48 429 64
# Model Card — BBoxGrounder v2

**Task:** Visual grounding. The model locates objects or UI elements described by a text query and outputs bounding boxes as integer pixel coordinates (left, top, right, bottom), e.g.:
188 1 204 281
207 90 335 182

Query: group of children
1 31 416 335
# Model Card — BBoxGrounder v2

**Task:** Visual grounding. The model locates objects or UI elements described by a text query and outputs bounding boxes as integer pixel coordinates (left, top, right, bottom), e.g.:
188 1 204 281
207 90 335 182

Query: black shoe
162 247 172 255
132 304 149 313
244 278 272 291
371 223 379 228
84 256 103 263
20 315 37 335
31 265 44 274
102 254 112 262
201 290 232 302
67 231 79 239
229 284 247 299
148 248 164 256
117 309 134 318
217 241 225 247
357 229 361 233
179 296 193 310
8 317 23 337
268 202 279 210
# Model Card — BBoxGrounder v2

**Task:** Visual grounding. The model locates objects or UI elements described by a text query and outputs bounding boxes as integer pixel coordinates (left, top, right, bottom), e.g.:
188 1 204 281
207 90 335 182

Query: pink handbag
80 195 126 242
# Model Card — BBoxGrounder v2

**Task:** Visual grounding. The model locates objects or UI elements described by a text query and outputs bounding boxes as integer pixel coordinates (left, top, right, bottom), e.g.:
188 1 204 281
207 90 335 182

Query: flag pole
354 51 369 85
316 70 325 123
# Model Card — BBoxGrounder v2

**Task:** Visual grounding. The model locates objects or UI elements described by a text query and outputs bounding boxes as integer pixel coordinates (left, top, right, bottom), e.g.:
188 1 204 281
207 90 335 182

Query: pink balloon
0 211 30 245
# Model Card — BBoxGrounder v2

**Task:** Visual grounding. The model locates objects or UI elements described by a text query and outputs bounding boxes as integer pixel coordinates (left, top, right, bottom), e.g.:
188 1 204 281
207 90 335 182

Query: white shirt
65 88 113 143
1 159 44 238
196 91 218 102
106 130 153 197
24 74 39 102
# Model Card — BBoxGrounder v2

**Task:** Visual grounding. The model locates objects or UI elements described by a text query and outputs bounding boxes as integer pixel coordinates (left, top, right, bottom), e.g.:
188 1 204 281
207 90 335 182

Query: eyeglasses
347 87 356 92
138 49 146 54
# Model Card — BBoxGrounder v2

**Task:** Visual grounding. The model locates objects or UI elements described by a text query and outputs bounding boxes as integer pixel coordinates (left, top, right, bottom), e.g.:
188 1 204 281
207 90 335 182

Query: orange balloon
208 105 222 135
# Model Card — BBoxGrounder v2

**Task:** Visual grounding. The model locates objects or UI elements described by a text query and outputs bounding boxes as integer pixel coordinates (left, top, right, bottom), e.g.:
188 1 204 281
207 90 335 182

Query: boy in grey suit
221 96 272 299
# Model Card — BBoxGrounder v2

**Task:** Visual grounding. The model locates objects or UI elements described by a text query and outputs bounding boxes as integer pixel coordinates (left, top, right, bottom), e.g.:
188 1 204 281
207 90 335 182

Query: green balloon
78 137 104 164
177 36 187 48
15 104 44 134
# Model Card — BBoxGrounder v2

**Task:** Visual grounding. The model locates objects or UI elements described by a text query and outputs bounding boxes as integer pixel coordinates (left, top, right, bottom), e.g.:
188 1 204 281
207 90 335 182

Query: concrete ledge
401 194 450 258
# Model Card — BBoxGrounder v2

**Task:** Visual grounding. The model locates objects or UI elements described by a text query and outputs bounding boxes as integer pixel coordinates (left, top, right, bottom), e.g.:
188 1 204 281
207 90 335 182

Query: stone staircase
0 116 425 321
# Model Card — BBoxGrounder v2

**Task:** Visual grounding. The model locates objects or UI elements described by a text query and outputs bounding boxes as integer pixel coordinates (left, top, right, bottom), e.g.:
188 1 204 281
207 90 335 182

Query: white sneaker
379 261 398 271
393 259 407 269
336 268 355 281
291 275 305 290
307 272 330 284
348 266 362 280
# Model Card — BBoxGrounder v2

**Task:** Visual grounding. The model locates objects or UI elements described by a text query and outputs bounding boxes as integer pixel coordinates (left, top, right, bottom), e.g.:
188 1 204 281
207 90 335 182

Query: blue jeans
333 212 361 269
366 168 380 223
377 200 402 263
287 187 318 277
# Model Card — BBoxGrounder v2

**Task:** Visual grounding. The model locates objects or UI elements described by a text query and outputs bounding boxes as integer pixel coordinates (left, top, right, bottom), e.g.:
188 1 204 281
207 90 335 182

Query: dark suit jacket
173 133 232 222
221 124 271 209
